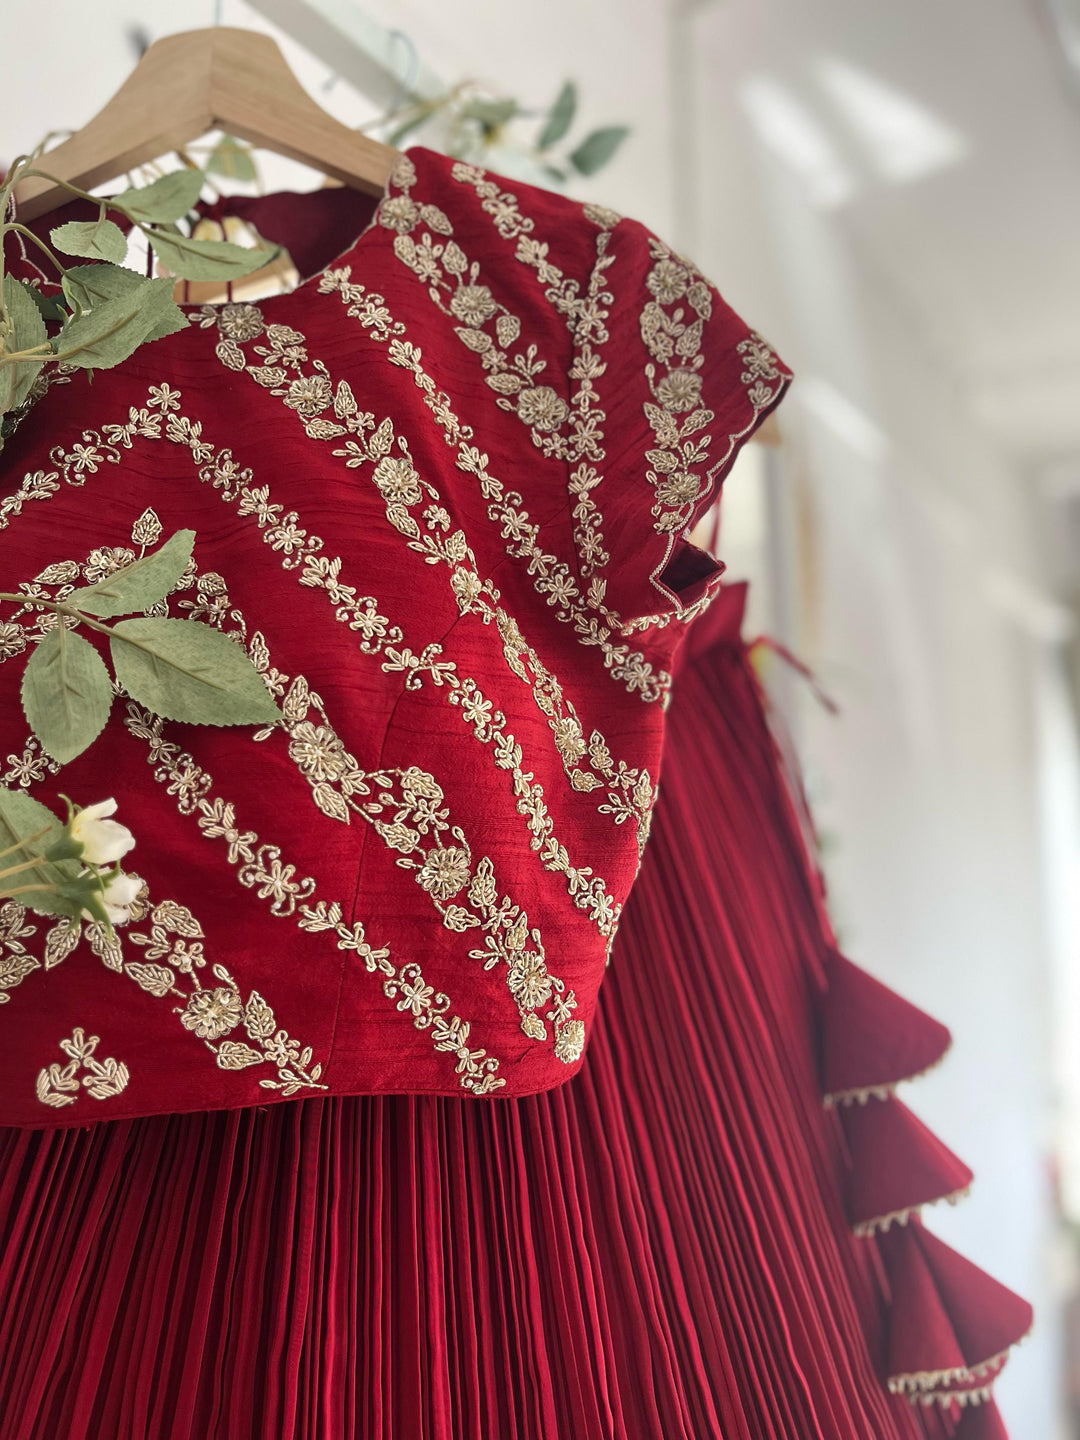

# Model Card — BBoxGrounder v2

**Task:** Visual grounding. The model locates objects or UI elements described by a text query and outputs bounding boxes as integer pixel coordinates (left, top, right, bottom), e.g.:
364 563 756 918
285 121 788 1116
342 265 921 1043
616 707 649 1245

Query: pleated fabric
0 584 1027 1438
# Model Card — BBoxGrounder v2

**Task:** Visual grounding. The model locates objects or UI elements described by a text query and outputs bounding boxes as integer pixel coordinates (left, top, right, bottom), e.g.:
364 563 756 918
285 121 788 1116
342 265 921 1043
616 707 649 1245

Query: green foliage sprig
2 528 279 767
0 790 141 928
372 78 628 183
0 143 280 446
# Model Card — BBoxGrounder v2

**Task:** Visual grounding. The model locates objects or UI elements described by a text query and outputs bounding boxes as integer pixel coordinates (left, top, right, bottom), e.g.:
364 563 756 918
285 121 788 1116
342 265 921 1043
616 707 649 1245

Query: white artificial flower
70 799 136 866
82 870 143 926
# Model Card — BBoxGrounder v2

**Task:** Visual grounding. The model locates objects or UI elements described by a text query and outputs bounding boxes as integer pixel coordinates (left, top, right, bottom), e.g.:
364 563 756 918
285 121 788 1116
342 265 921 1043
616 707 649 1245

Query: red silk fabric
0 585 1028 1436
0 148 791 1120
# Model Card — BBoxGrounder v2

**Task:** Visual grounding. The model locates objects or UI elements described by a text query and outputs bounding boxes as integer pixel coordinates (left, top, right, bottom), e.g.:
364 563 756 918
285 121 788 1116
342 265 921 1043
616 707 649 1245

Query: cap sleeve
586 215 791 627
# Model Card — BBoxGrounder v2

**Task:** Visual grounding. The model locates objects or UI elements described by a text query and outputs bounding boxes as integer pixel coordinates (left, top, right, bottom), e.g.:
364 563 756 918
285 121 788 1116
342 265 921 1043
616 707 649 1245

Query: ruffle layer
876 1219 1032 1402
821 952 952 1106
838 1095 972 1236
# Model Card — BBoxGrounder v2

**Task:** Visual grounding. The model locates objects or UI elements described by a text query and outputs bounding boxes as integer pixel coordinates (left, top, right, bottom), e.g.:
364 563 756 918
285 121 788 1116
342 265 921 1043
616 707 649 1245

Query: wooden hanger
15 26 399 220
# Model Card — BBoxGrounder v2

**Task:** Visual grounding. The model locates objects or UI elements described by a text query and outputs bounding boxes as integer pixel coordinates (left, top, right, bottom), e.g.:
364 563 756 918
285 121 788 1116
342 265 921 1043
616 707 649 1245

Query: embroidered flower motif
508 952 552 1010
655 473 702 507
70 798 136 866
450 568 484 610
516 386 568 432
552 717 587 765
371 456 422 507
284 374 332 416
449 284 498 327
647 259 689 305
416 846 472 899
289 722 349 783
378 196 421 233
0 622 27 661
655 369 703 413
554 1020 586 1064
83 546 136 583
217 303 265 342
180 986 243 1040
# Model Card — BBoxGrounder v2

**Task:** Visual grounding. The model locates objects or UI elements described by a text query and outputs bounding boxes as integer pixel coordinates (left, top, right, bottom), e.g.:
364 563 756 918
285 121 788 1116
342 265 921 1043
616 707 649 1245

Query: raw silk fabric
0 146 791 1120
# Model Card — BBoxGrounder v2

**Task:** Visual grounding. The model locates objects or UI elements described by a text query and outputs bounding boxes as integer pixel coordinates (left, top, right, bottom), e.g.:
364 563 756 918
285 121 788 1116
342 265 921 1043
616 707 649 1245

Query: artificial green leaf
21 626 114 764
0 786 81 916
111 168 206 224
110 619 281 726
204 135 257 182
541 165 568 185
461 97 518 133
539 81 577 150
52 277 181 370
19 281 68 325
144 304 191 343
62 262 144 311
146 228 278 282
50 216 128 264
568 126 630 176
0 274 48 412
67 529 195 617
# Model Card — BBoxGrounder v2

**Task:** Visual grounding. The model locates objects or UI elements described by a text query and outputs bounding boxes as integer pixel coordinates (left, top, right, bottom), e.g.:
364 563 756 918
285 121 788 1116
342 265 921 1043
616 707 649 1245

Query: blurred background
4 1 1080 1434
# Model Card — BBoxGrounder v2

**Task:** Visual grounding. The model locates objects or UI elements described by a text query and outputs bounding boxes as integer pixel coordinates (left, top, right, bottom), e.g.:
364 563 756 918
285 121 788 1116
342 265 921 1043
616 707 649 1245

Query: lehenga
0 150 1028 1438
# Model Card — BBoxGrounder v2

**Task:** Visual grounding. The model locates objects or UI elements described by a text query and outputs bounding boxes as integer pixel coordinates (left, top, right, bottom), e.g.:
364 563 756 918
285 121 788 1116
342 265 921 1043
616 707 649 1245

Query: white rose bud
82 870 143 926
70 799 136 866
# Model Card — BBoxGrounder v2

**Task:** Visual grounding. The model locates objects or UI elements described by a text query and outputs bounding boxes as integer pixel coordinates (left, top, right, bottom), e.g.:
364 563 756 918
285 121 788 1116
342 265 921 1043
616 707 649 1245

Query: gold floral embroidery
121 370 624 931
0 900 41 1003
639 235 788 610
0 500 504 1096
173 560 579 1058
214 319 656 851
304 276 670 703
35 1027 129 1109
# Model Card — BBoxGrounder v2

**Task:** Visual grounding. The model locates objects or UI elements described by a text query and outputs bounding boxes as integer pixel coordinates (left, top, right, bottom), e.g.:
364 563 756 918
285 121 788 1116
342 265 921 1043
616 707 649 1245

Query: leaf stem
0 591 115 638
4 223 68 277
0 823 52 861
0 853 53 882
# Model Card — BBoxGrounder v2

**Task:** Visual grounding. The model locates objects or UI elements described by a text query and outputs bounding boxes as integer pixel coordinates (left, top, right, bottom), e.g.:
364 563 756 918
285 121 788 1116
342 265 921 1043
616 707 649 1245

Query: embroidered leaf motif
110 618 281 726
131 508 163 548
495 314 521 348
311 782 350 825
149 899 204 939
124 962 175 997
521 1011 548 1041
215 1040 265 1070
33 559 81 585
486 373 523 395
216 339 246 371
82 1057 129 1099
67 529 195 618
454 326 491 354
36 1065 79 1107
21 626 114 763
243 991 276 1040
44 919 81 971
85 921 124 971
247 365 287 388
282 675 311 724
0 950 40 997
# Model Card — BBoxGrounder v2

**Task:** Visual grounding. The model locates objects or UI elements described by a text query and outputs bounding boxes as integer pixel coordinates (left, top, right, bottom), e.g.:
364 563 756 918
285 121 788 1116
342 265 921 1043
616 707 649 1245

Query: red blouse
0 147 789 1125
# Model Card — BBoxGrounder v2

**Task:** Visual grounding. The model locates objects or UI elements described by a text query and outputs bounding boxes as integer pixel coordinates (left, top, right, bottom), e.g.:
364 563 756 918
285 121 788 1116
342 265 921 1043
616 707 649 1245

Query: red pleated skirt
0 587 1026 1439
